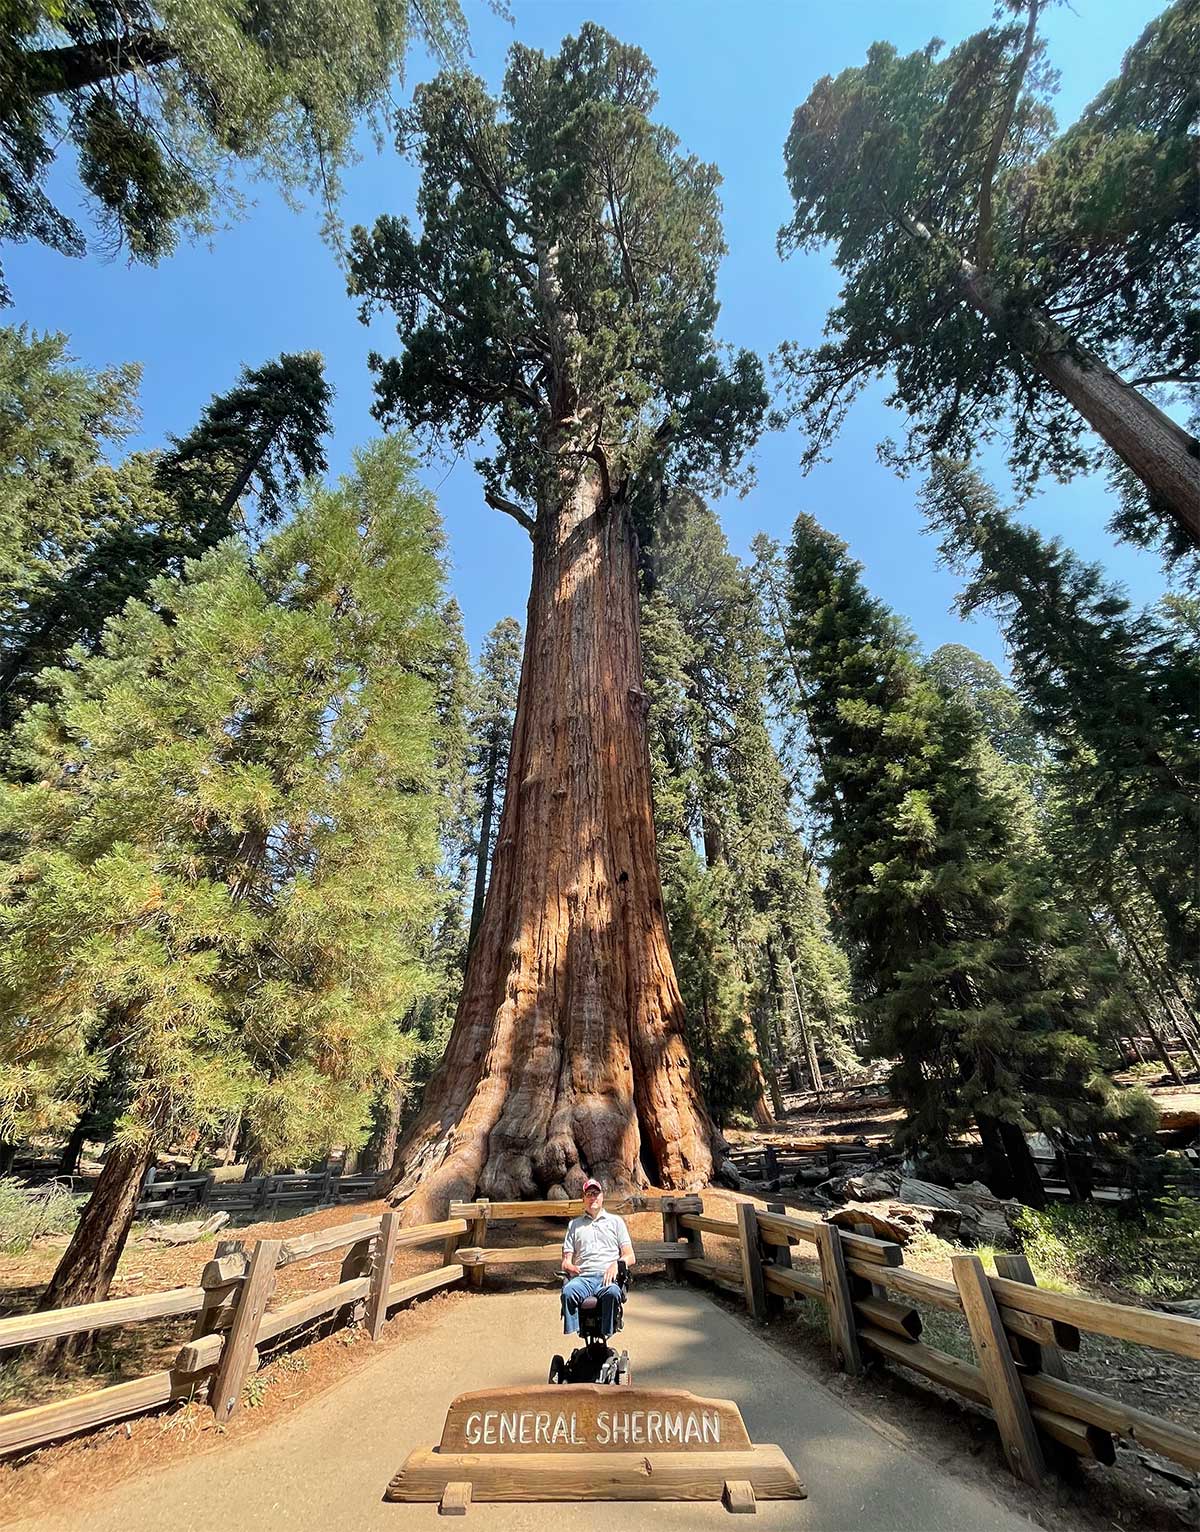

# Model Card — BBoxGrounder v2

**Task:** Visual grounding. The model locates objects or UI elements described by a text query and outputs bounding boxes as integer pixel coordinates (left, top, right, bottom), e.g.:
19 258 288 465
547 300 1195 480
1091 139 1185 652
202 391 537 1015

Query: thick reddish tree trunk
387 471 715 1221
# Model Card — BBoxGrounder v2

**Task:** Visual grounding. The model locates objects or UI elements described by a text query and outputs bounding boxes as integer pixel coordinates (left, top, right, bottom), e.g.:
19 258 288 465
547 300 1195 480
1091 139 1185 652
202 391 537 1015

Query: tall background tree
0 331 332 741
776 0 1200 562
925 460 1200 1072
0 0 468 302
349 25 766 1218
781 511 1154 1199
0 437 451 1312
642 491 857 1125
466 617 522 948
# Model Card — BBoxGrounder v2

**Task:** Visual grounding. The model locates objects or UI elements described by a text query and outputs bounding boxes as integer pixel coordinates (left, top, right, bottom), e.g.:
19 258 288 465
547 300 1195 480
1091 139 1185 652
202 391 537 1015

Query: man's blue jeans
561 1273 622 1336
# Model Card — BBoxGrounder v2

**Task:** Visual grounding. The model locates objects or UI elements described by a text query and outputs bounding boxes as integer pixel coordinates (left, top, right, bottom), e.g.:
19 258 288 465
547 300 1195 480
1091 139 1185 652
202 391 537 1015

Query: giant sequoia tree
349 26 765 1217
777 1 1200 558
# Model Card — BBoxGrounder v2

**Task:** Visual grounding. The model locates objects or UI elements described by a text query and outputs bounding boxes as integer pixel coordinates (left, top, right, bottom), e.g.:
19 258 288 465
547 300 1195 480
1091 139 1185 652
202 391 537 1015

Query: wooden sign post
387 1385 805 1515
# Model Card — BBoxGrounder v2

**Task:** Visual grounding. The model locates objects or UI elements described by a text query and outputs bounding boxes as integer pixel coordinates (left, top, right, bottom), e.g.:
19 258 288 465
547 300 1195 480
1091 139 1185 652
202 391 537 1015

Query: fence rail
3 1190 1198 1491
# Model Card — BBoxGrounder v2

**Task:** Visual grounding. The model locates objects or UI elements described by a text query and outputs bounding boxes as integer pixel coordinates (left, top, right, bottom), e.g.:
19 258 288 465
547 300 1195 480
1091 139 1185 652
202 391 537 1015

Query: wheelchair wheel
616 1351 631 1386
548 1354 565 1385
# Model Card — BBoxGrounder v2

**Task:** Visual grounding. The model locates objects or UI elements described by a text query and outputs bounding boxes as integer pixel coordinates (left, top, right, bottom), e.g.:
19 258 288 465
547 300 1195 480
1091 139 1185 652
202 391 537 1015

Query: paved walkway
13 1286 1039 1532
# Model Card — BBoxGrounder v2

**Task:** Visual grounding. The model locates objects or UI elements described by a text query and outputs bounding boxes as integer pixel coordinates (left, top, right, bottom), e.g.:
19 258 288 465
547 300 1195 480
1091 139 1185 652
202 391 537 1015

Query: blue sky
6 0 1171 668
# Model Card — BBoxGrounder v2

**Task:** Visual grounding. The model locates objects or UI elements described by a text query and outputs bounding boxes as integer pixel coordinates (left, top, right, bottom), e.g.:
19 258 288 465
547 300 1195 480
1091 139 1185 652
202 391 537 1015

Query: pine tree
466 617 522 948
782 513 1153 1199
0 435 450 1312
642 492 856 1123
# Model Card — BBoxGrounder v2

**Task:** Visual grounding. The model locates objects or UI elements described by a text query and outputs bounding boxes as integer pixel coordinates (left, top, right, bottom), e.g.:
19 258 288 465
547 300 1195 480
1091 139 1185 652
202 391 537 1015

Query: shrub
1012 1200 1200 1301
0 1178 81 1255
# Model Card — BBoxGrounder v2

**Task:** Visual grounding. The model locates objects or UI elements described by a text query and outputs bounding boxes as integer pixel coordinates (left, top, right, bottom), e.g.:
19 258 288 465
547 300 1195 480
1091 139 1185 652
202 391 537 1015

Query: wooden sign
387 1385 805 1515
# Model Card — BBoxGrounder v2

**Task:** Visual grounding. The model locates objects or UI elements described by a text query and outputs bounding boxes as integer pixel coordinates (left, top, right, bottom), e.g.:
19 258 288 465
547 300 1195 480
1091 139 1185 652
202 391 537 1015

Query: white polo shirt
562 1209 631 1278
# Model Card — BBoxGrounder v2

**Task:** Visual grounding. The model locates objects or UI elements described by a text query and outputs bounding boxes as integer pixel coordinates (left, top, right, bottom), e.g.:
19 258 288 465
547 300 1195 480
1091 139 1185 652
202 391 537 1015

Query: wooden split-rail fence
134 1165 379 1219
1 1194 1197 1494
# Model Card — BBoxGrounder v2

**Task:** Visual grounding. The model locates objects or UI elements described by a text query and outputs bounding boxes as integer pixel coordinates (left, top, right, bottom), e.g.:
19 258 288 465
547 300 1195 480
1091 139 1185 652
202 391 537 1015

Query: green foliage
1012 1199 1200 1302
349 24 765 526
0 0 469 301
0 435 449 1168
923 644 1041 777
776 2 1200 563
0 1177 80 1254
642 492 857 1120
0 330 334 743
925 459 1200 987
780 510 1148 1178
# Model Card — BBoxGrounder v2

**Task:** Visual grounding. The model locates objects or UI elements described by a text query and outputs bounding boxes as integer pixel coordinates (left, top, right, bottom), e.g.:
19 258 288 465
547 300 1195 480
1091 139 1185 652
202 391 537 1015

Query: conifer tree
350 26 765 1215
466 617 522 947
642 492 856 1123
0 334 333 738
0 436 449 1312
782 513 1153 1199
0 0 468 302
777 1 1200 559
924 460 1200 990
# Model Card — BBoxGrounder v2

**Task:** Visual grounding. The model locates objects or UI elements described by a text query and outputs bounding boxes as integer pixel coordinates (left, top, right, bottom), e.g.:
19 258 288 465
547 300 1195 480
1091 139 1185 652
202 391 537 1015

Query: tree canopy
777 0 1200 560
0 0 468 302
348 23 765 531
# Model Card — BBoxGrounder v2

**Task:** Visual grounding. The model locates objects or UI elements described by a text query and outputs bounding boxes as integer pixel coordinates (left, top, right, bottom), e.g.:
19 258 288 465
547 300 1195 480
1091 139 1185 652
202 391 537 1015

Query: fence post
188 1247 249 1379
467 1200 489 1289
367 1211 402 1341
661 1198 686 1285
209 1237 282 1422
814 1222 862 1375
994 1252 1069 1381
951 1254 1045 1486
734 1201 768 1323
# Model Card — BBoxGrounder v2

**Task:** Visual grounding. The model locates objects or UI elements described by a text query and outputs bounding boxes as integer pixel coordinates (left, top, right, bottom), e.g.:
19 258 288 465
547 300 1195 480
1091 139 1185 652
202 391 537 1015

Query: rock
714 1158 744 1191
1156 1298 1200 1319
145 1210 230 1244
841 1171 900 1203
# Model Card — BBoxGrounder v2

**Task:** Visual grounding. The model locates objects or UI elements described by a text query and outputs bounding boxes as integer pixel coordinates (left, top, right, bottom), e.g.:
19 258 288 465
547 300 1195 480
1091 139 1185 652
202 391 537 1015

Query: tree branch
484 487 536 536
975 0 1040 271
27 31 177 97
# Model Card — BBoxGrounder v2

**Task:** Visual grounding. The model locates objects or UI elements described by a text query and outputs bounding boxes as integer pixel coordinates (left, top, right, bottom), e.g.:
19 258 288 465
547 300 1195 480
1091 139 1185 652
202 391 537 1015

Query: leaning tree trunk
902 214 1200 552
36 1138 156 1355
386 471 715 1222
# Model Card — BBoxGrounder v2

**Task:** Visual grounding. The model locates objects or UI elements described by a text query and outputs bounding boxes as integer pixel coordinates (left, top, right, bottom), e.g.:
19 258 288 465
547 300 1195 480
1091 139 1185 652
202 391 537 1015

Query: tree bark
783 949 824 1095
27 32 177 97
385 470 715 1220
59 1109 95 1176
468 740 499 949
36 1137 156 1352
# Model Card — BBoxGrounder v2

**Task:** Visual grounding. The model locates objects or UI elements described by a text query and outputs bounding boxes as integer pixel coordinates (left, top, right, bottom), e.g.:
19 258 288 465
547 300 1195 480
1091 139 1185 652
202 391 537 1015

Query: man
560 1178 636 1338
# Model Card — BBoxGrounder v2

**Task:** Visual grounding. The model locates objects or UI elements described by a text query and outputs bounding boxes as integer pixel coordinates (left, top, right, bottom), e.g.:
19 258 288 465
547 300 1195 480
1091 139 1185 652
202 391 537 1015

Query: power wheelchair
548 1259 631 1386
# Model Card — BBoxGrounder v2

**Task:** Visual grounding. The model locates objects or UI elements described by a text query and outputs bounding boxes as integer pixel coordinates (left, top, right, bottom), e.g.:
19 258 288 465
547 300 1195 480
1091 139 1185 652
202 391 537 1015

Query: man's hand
562 1260 581 1277
602 1262 618 1287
